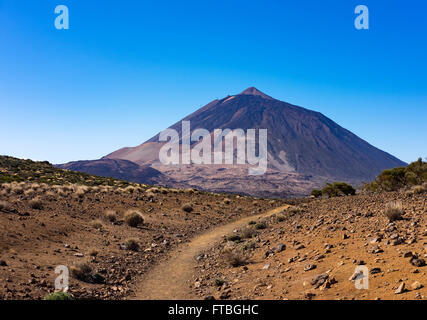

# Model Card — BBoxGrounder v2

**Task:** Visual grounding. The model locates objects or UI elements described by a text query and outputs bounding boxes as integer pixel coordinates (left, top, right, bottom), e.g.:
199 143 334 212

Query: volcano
62 87 406 197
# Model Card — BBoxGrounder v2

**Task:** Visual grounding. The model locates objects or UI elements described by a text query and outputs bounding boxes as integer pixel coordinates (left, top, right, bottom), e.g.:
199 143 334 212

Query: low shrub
90 219 103 229
321 182 356 197
227 234 242 242
254 222 267 230
365 158 427 192
125 238 140 251
124 210 144 227
214 278 226 287
44 292 75 300
0 201 11 211
182 203 194 213
104 210 117 222
29 198 43 210
412 185 426 194
384 201 403 222
223 250 249 267
70 263 93 282
241 227 257 239
310 189 322 198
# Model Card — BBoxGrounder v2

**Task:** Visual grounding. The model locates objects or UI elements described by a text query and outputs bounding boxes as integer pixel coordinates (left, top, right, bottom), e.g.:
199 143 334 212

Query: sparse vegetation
104 210 117 222
288 207 302 215
241 227 257 239
44 292 75 300
227 234 242 243
242 240 256 251
70 263 93 282
90 219 103 229
29 197 43 210
365 158 427 192
384 201 404 222
12 185 24 195
223 250 249 267
321 182 356 198
275 214 286 222
411 185 426 195
182 203 194 213
310 189 322 198
0 200 11 211
124 186 136 194
125 238 140 251
0 155 133 187
124 210 144 227
24 188 35 196
254 222 267 230
214 278 226 287
88 249 99 257
74 185 88 198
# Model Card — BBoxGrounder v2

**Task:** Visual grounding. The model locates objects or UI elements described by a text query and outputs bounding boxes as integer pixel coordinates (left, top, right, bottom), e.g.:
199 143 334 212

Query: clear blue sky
0 0 426 164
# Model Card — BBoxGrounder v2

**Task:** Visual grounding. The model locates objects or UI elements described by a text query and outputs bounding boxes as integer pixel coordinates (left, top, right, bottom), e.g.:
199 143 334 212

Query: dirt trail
134 205 290 300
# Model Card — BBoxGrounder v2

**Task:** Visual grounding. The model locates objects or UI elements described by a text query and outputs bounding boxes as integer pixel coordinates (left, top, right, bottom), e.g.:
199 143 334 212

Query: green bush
44 292 75 300
310 189 322 198
321 182 355 198
334 182 356 195
365 158 427 192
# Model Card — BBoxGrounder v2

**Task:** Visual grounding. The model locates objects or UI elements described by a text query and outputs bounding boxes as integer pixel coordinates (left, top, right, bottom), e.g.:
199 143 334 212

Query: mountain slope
105 87 406 183
57 158 182 187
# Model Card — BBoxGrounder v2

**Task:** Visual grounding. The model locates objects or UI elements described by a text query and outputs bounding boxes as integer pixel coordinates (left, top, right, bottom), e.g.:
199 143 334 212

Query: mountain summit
238 87 274 100
64 88 406 196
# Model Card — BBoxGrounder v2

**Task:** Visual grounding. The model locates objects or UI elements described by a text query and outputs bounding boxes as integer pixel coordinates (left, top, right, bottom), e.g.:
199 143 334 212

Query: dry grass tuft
90 219 103 229
125 238 140 251
29 197 43 210
88 249 99 257
45 191 56 197
384 201 404 222
74 185 88 198
254 222 267 230
12 185 24 195
223 250 249 267
0 200 11 211
123 186 136 194
24 188 36 196
412 185 426 194
146 187 159 194
70 262 93 281
241 227 258 239
104 210 117 222
145 191 155 199
124 210 144 227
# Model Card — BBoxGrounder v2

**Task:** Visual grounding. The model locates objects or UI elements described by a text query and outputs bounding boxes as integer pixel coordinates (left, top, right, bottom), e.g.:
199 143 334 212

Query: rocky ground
0 181 283 300
1 156 425 301
193 192 427 300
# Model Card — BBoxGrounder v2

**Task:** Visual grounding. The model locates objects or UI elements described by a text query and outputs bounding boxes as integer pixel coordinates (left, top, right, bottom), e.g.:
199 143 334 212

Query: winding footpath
134 204 291 300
